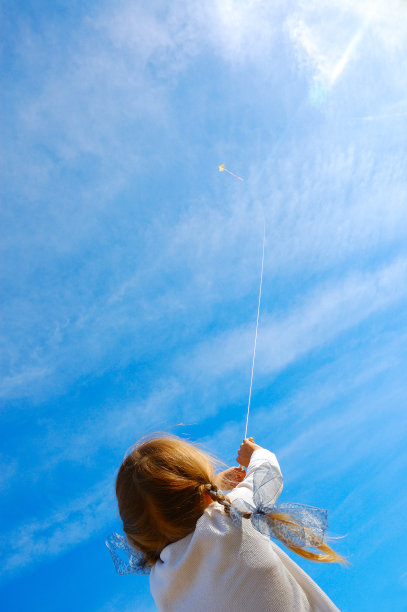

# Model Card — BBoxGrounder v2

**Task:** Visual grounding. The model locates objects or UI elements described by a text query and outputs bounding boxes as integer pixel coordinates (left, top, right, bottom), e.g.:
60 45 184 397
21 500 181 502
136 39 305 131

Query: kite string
244 220 265 439
225 169 244 181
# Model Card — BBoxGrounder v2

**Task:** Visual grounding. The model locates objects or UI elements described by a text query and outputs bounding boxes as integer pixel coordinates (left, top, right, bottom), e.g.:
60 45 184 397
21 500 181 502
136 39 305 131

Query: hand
236 437 262 468
214 466 246 490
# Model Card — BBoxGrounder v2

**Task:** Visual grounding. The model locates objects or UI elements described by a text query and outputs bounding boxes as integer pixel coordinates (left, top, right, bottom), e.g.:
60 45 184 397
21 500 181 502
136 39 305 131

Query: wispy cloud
2 0 407 404
2 156 406 402
185 256 407 385
12 255 406 481
0 456 18 492
2 3 407 605
0 477 114 579
3 318 405 580
287 0 407 90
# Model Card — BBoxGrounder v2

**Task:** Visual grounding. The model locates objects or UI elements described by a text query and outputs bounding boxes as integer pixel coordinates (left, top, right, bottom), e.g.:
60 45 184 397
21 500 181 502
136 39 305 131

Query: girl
108 435 343 611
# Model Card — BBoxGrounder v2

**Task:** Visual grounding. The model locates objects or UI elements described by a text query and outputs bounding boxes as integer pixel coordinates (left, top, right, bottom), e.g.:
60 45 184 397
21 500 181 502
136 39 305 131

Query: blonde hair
116 434 345 567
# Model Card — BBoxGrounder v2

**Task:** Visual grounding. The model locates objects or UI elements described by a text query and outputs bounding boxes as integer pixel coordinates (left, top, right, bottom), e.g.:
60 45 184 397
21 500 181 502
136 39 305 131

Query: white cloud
185 257 407 384
3 320 404 579
0 367 53 399
3 0 407 404
287 0 407 91
3 139 406 402
19 256 406 478
2 2 407 602
0 477 115 577
48 381 183 466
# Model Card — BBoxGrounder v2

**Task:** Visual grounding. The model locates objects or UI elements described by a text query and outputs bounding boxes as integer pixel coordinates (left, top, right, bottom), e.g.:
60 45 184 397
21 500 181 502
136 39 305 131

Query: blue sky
1 0 407 610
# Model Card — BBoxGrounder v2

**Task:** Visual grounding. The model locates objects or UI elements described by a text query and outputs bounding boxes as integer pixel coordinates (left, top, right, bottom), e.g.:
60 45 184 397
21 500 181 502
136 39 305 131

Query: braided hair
116 435 224 567
198 482 232 514
116 434 344 567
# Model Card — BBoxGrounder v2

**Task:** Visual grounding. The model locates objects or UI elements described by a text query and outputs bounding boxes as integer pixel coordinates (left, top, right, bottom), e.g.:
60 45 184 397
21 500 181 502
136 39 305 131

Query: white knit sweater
150 449 340 612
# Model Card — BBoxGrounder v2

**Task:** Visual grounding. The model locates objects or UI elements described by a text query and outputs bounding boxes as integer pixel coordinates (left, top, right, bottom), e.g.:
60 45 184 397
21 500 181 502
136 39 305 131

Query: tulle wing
253 463 283 510
267 503 328 548
251 512 273 537
106 532 150 575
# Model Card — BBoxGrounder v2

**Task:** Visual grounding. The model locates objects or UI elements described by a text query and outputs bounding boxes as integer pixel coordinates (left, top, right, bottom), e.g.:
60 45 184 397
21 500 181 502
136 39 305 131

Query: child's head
116 435 218 566
116 434 346 567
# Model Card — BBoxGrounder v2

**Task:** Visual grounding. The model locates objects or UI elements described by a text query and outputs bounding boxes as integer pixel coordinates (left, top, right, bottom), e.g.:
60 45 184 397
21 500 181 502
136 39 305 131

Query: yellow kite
218 163 244 181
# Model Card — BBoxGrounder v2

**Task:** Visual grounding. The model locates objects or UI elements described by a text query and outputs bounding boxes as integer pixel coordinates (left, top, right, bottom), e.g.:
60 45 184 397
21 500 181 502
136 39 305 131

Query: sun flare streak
329 0 382 87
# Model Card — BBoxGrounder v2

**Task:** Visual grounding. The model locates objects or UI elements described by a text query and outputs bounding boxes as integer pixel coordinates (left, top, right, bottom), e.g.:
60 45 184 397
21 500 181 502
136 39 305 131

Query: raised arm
229 438 282 505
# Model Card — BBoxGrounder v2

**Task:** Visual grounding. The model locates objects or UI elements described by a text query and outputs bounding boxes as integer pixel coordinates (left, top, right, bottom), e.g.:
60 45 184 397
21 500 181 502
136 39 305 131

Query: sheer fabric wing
272 503 328 547
106 532 150 575
230 463 282 536
253 463 283 509
251 512 273 537
231 462 329 547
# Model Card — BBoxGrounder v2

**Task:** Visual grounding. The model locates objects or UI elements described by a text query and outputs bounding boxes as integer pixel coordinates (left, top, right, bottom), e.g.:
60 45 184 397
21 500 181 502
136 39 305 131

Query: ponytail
198 486 345 564
116 435 345 567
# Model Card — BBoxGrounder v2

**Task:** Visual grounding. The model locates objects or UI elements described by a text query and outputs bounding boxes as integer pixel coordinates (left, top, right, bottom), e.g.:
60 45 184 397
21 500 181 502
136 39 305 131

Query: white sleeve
228 448 282 505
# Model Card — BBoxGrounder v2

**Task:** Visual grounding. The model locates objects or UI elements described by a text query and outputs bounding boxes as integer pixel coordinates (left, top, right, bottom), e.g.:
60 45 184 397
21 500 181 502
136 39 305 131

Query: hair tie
203 482 217 493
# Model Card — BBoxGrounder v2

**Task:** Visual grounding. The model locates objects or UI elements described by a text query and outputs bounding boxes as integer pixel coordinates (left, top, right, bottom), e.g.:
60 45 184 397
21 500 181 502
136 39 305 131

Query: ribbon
106 532 149 575
229 463 328 548
106 462 329 574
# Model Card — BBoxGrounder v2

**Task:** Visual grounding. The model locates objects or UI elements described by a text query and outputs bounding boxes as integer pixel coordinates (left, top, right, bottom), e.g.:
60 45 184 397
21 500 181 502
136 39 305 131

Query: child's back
150 449 339 612
110 436 342 611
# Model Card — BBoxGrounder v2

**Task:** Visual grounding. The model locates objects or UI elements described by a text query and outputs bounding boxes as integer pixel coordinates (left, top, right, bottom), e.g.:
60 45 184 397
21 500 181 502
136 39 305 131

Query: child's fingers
233 467 245 478
241 438 255 446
